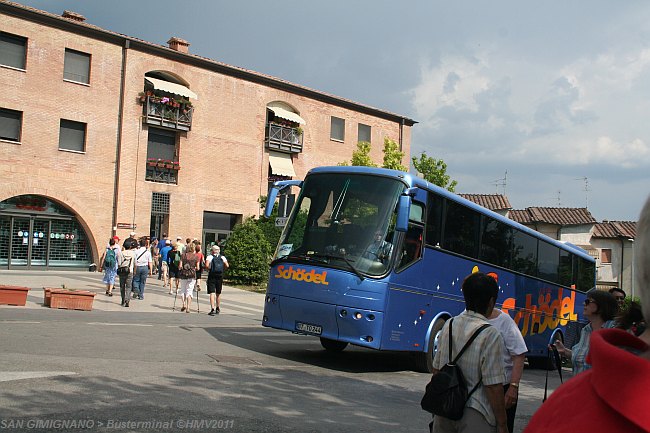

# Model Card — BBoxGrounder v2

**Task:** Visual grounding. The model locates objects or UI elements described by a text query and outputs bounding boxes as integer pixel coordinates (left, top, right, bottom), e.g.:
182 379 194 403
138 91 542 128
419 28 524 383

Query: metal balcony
265 123 303 153
143 97 193 132
145 165 178 185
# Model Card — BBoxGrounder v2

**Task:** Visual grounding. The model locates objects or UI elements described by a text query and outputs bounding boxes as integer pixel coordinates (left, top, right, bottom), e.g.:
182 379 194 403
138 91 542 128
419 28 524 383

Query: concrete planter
0 285 30 306
49 289 96 311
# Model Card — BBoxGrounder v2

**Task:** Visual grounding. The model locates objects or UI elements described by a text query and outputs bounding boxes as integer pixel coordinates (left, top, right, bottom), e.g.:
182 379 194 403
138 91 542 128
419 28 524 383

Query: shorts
195 270 203 280
207 273 224 294
169 268 179 279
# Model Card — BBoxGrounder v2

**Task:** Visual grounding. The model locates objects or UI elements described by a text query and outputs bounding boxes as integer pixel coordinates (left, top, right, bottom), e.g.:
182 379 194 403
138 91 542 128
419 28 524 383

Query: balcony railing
265 123 303 153
143 96 193 131
145 164 178 184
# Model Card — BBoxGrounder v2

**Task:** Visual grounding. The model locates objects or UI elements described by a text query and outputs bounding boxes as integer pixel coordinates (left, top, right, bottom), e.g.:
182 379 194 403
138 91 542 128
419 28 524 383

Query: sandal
108 292 113 297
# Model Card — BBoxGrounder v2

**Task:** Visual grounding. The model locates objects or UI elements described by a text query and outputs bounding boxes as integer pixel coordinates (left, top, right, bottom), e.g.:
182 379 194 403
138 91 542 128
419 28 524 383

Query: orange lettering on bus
274 265 329 286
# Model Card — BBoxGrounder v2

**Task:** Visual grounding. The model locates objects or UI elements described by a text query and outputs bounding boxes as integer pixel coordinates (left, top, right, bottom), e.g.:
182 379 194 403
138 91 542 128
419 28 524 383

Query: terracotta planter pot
49 289 96 311
0 285 30 306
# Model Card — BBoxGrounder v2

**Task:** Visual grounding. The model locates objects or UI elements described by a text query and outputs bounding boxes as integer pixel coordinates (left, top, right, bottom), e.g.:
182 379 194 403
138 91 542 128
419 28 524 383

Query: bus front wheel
320 337 348 352
414 318 446 373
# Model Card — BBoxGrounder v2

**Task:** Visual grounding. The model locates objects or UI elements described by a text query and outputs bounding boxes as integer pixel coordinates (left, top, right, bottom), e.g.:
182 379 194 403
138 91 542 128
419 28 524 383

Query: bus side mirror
396 194 411 232
264 188 280 218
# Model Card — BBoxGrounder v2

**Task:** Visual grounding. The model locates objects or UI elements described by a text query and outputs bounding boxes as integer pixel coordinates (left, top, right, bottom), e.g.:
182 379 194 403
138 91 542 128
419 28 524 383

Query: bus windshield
274 173 404 276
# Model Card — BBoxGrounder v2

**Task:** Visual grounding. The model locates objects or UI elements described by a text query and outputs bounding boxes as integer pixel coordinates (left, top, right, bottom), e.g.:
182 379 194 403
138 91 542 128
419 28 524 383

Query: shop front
0 195 92 269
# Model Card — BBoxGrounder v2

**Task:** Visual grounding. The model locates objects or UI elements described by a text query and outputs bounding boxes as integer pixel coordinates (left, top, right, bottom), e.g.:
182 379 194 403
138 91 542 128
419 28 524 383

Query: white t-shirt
134 247 152 267
488 309 528 383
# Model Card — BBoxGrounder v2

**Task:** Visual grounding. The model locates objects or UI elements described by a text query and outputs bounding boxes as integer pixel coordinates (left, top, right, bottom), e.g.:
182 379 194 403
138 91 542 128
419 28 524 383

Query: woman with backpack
166 243 181 294
99 237 120 297
178 245 200 313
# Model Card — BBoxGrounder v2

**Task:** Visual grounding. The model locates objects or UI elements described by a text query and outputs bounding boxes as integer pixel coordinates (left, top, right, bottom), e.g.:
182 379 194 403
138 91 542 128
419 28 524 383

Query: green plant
295 126 303 136
412 152 458 192
223 217 272 285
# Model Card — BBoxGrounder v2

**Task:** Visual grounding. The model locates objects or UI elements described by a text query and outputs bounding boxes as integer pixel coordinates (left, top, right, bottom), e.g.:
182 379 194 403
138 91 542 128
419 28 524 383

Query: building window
58 119 86 152
63 49 91 84
330 116 345 141
358 123 371 143
0 108 22 142
601 248 612 264
0 32 27 70
145 128 178 184
150 192 170 240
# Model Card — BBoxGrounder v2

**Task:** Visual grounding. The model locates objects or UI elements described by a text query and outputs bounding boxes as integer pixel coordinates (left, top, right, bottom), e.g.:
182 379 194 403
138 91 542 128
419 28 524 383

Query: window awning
145 77 198 100
268 152 296 177
267 103 306 125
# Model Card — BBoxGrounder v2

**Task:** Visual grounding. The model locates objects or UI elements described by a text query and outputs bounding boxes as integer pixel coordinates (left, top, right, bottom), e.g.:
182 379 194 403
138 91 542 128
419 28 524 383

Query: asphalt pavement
0 270 562 433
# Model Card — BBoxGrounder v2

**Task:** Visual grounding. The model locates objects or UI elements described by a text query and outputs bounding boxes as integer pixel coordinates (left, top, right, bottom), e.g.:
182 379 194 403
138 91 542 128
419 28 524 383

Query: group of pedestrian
98 232 154 306
100 232 229 315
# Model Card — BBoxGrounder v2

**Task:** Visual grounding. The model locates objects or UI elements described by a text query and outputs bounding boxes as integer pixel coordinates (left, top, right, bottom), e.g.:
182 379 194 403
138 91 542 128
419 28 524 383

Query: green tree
382 137 407 171
338 141 377 167
412 152 458 192
223 217 272 285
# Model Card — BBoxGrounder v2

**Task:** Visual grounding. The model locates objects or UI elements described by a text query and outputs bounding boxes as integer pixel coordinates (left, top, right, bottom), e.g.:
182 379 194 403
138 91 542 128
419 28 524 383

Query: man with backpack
427 272 508 433
205 245 229 316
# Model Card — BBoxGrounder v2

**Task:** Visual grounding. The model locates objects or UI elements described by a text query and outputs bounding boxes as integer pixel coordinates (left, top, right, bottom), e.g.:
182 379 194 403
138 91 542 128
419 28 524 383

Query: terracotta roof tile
592 221 637 239
509 207 596 225
459 194 512 211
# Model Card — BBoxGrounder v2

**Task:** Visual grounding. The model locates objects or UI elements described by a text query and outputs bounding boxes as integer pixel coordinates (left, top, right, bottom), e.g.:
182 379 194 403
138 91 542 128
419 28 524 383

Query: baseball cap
176 236 183 240
130 231 136 236
112 235 120 241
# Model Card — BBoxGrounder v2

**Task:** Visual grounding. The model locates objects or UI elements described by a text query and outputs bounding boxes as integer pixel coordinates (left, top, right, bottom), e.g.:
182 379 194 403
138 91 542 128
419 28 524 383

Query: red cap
112 235 120 241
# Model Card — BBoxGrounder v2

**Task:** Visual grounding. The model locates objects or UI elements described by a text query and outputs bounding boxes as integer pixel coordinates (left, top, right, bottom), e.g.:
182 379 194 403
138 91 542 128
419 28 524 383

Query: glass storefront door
0 195 91 269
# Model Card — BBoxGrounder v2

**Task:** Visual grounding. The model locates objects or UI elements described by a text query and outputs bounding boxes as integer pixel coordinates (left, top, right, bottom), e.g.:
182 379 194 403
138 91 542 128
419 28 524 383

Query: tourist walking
167 242 182 294
178 245 200 313
205 245 229 315
117 242 136 307
131 238 152 300
194 243 205 292
99 238 120 297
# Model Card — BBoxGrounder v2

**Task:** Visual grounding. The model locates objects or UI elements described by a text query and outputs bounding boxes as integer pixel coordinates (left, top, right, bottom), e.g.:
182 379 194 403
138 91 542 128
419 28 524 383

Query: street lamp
629 238 635 298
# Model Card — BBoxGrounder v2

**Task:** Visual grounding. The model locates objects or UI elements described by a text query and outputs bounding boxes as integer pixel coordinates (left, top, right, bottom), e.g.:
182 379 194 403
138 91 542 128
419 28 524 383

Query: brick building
0 1 415 269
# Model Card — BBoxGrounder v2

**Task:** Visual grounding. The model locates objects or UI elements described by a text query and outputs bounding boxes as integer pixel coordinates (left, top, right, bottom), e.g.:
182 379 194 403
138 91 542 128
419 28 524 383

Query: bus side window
398 224 423 270
425 193 442 247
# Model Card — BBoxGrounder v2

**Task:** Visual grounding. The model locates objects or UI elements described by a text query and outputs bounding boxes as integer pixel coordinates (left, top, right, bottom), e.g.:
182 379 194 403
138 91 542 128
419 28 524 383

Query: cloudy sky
15 0 650 221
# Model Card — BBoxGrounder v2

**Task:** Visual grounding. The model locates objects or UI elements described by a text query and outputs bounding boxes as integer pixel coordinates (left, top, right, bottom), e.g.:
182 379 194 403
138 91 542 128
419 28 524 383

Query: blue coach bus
263 166 593 371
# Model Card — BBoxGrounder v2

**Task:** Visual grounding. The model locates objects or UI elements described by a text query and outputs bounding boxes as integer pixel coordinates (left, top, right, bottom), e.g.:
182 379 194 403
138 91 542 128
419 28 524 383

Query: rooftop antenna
492 170 507 195
575 177 590 208
556 190 562 206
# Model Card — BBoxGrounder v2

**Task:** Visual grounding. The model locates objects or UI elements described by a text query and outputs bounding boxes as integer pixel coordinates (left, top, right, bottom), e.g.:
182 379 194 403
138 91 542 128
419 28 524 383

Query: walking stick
196 282 200 313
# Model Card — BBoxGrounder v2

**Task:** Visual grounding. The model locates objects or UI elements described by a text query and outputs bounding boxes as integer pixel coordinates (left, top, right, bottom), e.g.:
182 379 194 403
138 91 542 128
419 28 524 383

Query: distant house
591 221 637 293
508 207 596 244
458 194 512 217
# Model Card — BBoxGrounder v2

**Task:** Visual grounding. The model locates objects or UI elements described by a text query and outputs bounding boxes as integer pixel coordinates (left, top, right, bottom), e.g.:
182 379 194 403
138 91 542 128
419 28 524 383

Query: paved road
0 270 564 432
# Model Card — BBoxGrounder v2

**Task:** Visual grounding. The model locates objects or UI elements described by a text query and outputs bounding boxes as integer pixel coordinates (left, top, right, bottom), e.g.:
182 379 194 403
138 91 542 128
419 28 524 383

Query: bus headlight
354 312 363 320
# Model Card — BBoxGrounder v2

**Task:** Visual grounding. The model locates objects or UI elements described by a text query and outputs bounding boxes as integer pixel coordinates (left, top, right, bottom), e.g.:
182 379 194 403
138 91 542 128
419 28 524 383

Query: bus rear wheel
414 318 446 373
320 337 348 352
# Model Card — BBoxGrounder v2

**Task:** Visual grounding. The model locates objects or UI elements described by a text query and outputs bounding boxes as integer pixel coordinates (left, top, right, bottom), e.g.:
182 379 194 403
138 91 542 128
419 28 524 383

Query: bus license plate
295 321 322 335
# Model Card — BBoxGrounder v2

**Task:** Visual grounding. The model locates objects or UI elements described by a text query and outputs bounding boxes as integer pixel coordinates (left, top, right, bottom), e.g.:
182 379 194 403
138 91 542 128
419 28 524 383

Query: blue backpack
210 254 224 274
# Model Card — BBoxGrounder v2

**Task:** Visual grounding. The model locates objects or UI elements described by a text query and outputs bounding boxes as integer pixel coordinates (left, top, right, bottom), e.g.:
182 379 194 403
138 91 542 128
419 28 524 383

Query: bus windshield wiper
309 252 365 281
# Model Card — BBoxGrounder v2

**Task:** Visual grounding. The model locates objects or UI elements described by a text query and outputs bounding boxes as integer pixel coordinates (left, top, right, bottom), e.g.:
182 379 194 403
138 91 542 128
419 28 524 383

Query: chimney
167 37 190 54
62 10 86 22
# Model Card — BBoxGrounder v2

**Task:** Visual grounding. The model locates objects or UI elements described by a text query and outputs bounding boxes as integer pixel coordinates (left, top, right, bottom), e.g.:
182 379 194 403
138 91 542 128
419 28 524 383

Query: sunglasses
584 299 596 306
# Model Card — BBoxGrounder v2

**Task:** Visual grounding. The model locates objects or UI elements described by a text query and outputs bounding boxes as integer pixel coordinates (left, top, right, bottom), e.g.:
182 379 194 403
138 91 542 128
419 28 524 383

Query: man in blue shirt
159 240 173 292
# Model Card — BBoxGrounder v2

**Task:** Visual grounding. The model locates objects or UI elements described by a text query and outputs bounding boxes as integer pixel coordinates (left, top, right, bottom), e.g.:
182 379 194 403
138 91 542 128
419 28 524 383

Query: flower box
43 287 52 307
49 289 96 311
0 285 30 306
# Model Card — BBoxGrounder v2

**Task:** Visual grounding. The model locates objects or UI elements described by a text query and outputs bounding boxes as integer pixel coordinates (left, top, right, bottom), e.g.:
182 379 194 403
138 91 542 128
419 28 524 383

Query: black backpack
210 254 224 274
420 319 491 420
